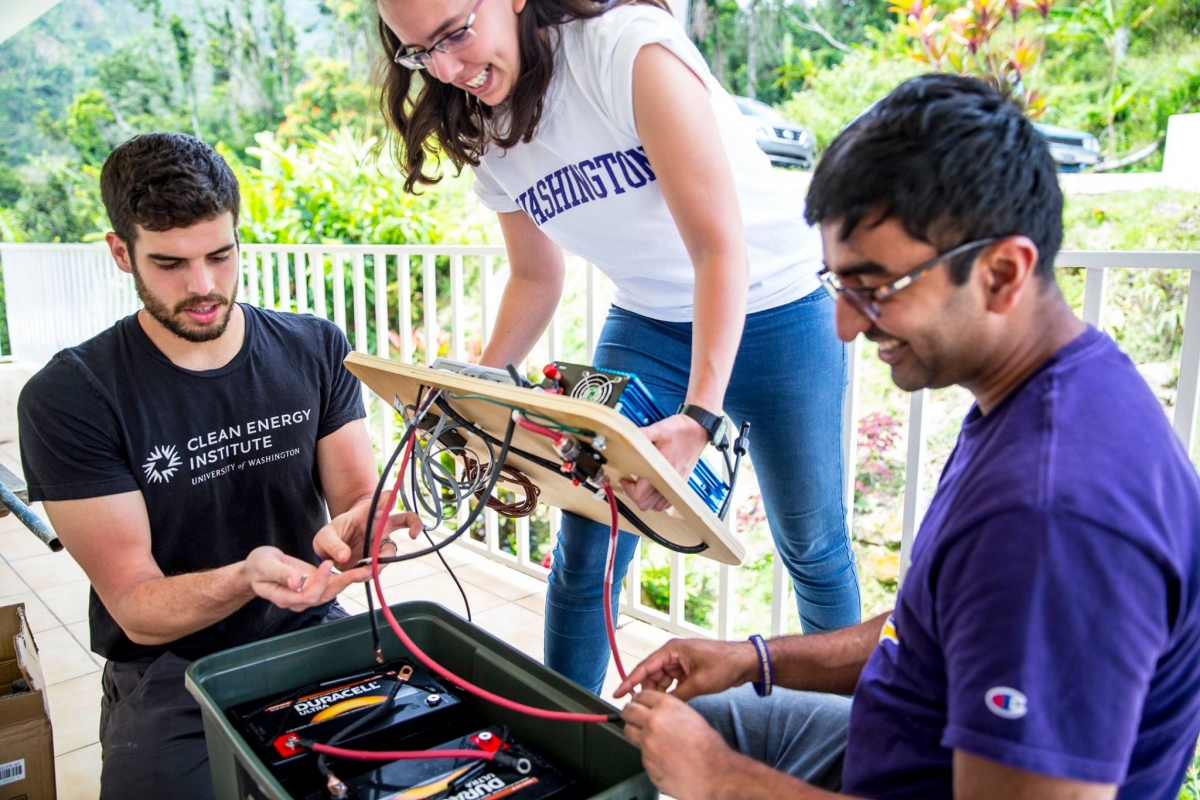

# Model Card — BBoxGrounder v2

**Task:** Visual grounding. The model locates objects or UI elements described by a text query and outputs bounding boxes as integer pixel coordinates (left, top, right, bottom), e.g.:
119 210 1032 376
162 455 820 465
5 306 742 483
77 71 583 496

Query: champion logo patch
985 686 1028 719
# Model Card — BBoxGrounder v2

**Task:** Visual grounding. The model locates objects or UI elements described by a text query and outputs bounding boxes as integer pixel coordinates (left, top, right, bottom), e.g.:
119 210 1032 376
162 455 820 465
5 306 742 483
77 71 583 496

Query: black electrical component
226 658 462 782
417 413 468 450
552 362 730 514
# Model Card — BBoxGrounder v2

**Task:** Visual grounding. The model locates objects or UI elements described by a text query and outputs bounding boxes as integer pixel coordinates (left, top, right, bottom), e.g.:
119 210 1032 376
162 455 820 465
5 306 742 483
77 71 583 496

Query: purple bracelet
749 634 773 697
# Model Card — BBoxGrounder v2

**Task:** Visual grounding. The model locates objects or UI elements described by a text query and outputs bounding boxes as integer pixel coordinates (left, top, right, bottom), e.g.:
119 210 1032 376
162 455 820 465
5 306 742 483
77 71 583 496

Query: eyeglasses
393 0 487 71
817 237 1001 322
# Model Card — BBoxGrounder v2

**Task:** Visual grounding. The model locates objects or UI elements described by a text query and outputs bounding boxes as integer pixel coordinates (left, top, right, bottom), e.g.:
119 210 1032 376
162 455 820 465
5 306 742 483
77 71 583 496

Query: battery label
346 728 572 800
293 680 383 718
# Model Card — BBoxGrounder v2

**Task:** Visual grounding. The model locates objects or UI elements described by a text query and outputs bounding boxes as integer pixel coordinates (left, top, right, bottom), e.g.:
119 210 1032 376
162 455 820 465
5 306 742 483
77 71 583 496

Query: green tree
318 0 380 76
169 14 202 137
277 58 378 141
1055 0 1160 142
9 159 105 244
62 90 121 167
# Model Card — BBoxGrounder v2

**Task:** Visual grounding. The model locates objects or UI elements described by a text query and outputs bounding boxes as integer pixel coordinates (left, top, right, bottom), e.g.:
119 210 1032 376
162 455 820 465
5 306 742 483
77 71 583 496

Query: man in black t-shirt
17 133 418 799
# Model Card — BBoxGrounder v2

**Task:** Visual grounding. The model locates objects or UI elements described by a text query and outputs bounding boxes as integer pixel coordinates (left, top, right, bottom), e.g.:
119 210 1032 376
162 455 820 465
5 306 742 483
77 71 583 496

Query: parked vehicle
737 95 1100 173
734 96 816 170
1032 123 1103 172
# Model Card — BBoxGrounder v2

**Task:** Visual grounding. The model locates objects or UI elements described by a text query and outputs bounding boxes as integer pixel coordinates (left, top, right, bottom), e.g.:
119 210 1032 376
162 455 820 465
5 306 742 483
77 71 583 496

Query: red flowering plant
855 412 906 513
890 0 1053 117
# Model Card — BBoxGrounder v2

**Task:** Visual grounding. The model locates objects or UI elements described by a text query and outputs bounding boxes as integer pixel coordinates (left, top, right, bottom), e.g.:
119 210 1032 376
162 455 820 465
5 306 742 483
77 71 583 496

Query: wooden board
344 354 744 566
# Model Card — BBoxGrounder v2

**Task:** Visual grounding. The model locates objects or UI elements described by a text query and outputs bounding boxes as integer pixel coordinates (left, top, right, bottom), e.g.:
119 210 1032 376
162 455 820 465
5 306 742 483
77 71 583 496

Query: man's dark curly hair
805 74 1063 284
100 133 240 253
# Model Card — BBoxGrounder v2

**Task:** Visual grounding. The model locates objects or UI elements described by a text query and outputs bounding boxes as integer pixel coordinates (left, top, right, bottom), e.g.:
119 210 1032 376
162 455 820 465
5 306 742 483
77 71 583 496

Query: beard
131 265 239 343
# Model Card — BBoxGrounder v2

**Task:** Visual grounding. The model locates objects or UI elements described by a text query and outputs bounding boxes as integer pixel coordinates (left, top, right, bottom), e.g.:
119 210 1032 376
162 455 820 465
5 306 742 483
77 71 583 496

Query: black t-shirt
17 304 366 662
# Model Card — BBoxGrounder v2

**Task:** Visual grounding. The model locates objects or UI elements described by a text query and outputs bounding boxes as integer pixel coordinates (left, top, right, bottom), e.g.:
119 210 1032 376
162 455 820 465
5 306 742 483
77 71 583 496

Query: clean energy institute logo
143 444 182 484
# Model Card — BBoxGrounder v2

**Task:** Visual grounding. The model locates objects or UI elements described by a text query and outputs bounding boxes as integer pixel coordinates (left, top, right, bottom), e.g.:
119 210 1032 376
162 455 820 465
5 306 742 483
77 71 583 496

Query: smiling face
821 216 991 393
377 0 526 106
108 214 241 344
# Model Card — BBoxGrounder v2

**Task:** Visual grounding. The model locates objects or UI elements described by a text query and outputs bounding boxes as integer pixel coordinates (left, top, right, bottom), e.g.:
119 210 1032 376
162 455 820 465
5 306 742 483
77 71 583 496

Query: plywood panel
345 354 743 566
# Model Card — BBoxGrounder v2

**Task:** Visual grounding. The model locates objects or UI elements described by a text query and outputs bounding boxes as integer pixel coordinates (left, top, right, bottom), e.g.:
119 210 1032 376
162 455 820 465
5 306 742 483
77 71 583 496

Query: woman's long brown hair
377 0 671 193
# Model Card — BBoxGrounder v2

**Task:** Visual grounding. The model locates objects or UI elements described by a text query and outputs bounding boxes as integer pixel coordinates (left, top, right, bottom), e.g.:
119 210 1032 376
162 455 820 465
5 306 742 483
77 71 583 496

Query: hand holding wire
313 505 422 571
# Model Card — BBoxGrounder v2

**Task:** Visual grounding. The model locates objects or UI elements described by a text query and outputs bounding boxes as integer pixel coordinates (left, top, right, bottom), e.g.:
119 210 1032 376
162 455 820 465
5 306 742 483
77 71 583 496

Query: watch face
712 420 730 450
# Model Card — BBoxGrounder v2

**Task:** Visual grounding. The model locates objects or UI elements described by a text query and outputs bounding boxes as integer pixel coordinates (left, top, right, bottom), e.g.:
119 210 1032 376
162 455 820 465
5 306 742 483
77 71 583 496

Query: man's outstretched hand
615 637 760 701
243 546 364 612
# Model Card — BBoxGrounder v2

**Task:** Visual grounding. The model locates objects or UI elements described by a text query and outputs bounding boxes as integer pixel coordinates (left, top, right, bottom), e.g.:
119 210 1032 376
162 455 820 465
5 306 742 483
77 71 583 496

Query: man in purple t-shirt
614 74 1200 800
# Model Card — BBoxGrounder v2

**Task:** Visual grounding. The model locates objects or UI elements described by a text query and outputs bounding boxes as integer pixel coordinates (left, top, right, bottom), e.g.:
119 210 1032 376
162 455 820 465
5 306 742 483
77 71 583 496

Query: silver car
734 96 816 170
1032 123 1103 172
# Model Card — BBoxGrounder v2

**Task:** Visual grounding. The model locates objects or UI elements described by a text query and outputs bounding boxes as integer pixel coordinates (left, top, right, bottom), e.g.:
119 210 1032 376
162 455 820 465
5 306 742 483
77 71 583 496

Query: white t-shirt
472 5 822 322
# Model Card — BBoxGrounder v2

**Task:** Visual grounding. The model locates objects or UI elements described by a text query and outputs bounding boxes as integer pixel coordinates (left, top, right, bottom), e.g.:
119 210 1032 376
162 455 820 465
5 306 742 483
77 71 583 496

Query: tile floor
0 363 673 799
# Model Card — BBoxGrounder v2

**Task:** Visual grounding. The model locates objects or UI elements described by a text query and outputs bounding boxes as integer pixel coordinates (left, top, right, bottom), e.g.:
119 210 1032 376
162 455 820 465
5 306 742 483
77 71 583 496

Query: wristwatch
676 403 730 451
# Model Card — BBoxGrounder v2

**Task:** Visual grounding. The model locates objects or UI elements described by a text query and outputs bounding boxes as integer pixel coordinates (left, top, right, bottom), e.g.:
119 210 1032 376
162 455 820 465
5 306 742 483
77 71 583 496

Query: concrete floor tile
10 551 87 592
31 627 100 686
37 579 91 626
599 655 642 704
336 590 369 616
379 571 506 620
0 560 27 595
65 621 94 657
471 602 545 661
54 742 101 800
514 592 548 615
615 619 677 661
455 560 546 601
0 591 59 633
376 555 439 589
47 672 103 756
0 525 59 561
0 443 21 468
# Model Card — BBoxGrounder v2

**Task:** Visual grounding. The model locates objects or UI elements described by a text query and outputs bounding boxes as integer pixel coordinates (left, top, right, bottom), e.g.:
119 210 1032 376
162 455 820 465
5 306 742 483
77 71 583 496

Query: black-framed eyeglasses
817 237 1001 322
393 0 487 71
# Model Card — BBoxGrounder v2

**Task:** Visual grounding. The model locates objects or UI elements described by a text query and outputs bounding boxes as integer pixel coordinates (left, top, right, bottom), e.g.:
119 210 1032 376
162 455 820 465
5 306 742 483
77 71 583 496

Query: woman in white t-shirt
375 0 860 693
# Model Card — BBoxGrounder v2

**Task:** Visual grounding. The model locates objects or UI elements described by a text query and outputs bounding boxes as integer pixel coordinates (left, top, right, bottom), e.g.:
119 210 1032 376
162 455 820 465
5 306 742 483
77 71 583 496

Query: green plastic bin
185 601 657 800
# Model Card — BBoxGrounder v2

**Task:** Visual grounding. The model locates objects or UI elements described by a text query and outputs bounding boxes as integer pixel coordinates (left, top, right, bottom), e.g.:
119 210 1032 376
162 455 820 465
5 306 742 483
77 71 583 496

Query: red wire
369 434 613 724
602 484 627 681
302 411 623 765
512 413 566 446
509 411 626 680
310 742 495 763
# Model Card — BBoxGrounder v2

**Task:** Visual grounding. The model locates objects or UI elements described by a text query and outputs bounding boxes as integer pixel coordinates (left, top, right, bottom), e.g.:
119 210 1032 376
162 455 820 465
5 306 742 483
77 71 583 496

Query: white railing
2 243 1198 640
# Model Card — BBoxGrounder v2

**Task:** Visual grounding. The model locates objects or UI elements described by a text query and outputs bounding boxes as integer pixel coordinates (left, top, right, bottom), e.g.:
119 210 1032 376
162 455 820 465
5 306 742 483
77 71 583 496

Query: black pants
98 604 350 800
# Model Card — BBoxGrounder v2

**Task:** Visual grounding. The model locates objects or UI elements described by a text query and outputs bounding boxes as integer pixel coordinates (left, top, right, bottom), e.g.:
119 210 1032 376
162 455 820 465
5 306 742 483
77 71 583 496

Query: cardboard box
0 603 55 800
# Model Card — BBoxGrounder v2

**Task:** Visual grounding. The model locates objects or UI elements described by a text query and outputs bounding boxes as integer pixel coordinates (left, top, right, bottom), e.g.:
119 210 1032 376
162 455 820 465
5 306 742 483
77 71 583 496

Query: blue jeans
545 291 861 693
691 685 851 791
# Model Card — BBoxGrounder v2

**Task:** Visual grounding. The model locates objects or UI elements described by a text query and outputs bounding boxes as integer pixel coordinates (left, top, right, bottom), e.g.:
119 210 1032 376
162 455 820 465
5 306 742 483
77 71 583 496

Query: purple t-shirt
843 327 1200 799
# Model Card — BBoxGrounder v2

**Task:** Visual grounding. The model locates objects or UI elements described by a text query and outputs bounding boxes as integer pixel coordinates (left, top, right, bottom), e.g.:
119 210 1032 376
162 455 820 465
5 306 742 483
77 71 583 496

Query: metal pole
0 482 61 553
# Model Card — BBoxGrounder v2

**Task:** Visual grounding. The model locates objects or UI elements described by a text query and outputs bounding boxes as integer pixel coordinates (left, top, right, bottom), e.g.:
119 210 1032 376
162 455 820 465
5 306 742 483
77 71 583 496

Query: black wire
313 681 404 780
431 397 710 556
718 450 743 521
426 528 472 621
362 418 420 657
373 415 517 565
718 422 751 521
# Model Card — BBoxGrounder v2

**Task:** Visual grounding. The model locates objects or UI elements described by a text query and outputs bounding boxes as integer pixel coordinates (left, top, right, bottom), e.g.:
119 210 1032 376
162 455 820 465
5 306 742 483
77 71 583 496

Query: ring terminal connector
493 752 534 775
326 773 349 799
